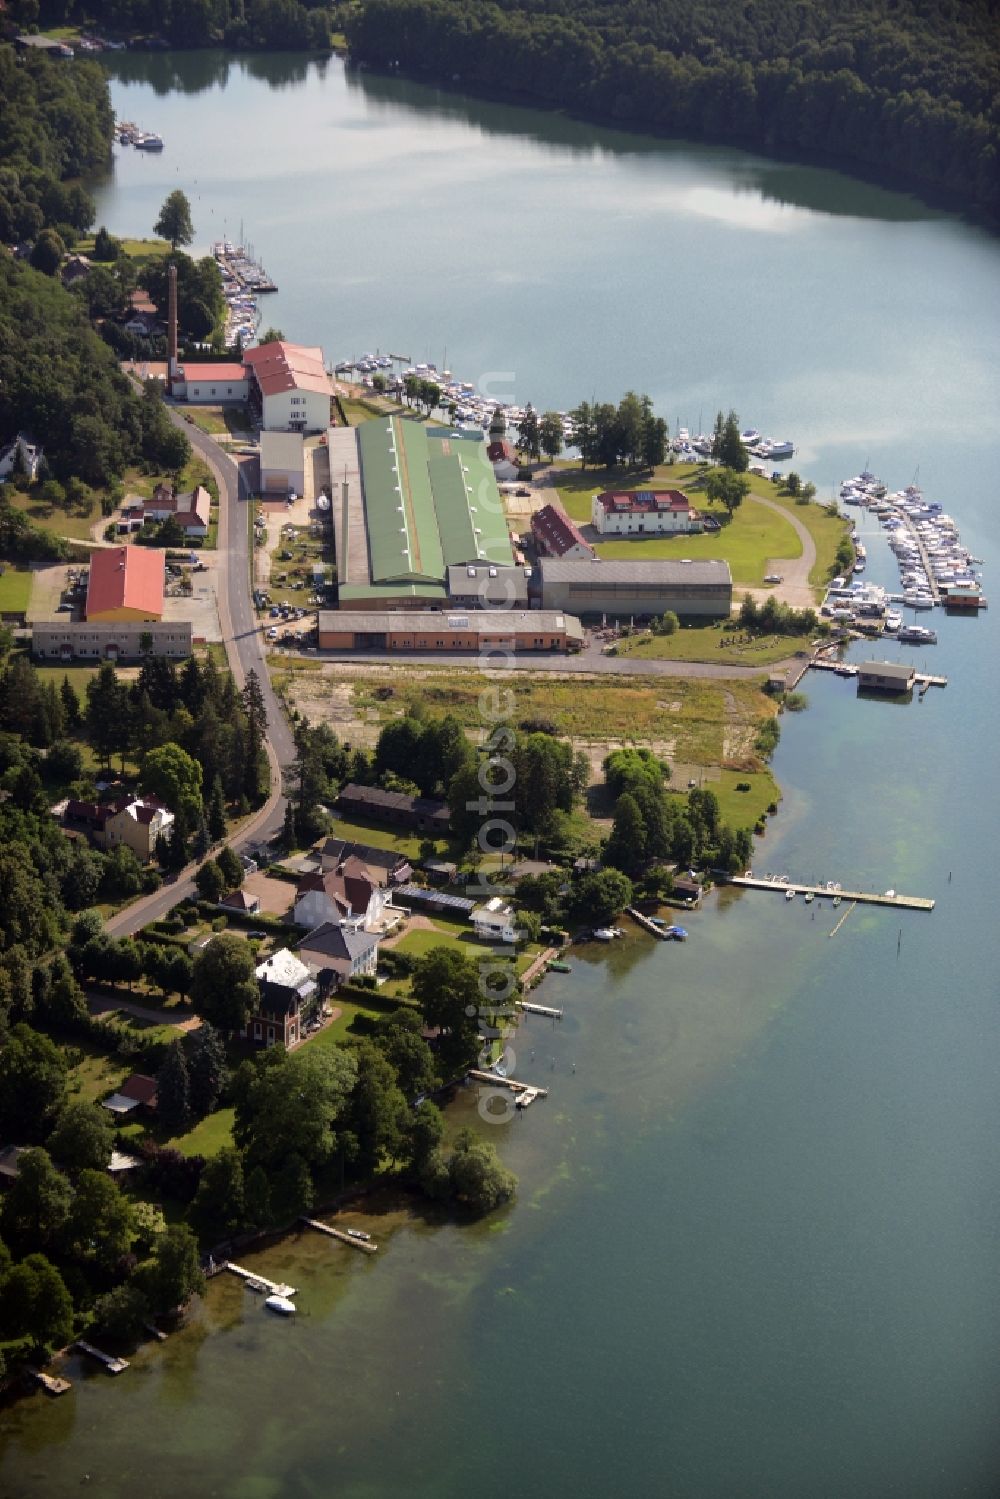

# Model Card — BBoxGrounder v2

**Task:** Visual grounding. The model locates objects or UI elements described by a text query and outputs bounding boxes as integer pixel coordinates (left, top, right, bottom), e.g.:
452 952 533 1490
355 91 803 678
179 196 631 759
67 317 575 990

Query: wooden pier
75 1341 129 1375
224 1262 297 1298
727 877 934 910
30 1368 72 1396
520 946 557 989
625 906 671 939
301 1217 378 1253
516 999 563 1020
468 1069 549 1099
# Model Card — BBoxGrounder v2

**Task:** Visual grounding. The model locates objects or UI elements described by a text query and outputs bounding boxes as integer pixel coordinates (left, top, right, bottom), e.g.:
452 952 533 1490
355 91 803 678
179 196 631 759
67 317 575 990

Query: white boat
135 132 164 151
764 439 795 459
264 1294 296 1316
593 928 616 942
316 495 330 511
884 610 903 632
804 892 814 904
784 888 795 902
740 428 760 446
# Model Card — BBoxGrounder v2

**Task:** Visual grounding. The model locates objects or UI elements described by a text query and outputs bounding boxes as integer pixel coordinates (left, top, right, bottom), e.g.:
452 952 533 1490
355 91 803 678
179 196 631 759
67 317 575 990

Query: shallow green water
2 51 999 1499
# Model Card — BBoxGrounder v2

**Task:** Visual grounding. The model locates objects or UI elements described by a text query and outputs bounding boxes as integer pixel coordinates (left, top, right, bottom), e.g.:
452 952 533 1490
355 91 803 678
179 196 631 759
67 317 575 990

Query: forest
0 44 112 243
6 0 336 50
344 0 1000 220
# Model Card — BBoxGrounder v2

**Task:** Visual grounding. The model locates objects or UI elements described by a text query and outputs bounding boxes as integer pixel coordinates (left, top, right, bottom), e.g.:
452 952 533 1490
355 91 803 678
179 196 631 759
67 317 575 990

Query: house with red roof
86 545 164 621
144 483 212 536
243 340 333 433
487 439 518 482
292 854 391 931
173 362 248 403
64 794 175 862
530 501 595 561
591 490 703 537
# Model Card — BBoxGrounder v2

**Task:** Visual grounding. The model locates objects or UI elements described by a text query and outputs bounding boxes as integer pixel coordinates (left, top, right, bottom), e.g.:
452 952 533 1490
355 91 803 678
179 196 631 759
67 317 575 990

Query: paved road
88 994 202 1032
106 414 296 938
739 492 819 609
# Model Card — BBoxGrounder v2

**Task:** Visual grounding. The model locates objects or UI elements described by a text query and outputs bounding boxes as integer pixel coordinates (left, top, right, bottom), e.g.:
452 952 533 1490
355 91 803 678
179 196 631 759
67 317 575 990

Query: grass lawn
165 1107 236 1158
185 404 252 439
66 1044 129 1105
0 566 34 611
326 811 447 861
341 396 390 426
759 486 849 587
612 621 807 667
307 996 402 1045
696 767 780 830
31 661 103 700
592 496 802 585
76 234 171 269
5 489 103 542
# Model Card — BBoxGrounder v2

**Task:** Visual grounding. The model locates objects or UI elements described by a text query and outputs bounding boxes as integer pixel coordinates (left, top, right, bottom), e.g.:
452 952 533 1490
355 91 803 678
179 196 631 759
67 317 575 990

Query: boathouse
857 660 916 694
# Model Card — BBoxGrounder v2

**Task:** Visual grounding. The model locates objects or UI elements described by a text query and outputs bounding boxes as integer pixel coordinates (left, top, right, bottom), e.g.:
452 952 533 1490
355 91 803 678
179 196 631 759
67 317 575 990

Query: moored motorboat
264 1294 296 1316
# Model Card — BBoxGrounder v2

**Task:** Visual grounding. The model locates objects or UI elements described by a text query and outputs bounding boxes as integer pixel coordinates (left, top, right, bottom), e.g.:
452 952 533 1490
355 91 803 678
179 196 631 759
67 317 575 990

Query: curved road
106 417 296 937
741 491 818 609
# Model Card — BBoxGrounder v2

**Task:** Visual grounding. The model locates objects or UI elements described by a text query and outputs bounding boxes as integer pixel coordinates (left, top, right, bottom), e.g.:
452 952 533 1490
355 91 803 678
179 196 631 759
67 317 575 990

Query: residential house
292 855 390 930
487 439 519 482
246 948 317 1048
101 1073 159 1118
0 433 43 484
591 490 703 537
218 888 262 917
143 483 211 537
64 794 174 862
531 502 595 561
60 254 93 288
471 896 520 944
296 921 380 988
318 838 411 886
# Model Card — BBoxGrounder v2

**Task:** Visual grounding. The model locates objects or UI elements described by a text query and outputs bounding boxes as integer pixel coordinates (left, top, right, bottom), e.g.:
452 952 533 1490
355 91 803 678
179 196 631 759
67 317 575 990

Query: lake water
3 51 1000 1499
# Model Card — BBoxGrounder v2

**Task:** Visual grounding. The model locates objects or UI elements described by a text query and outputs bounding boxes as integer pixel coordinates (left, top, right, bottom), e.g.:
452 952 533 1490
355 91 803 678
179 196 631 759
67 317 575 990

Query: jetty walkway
75 1340 129 1374
727 877 934 910
468 1069 549 1109
224 1262 296 1297
301 1217 378 1253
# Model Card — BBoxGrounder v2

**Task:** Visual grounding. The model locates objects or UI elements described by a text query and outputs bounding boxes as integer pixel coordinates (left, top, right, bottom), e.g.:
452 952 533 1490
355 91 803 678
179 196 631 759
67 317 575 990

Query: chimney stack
167 263 179 388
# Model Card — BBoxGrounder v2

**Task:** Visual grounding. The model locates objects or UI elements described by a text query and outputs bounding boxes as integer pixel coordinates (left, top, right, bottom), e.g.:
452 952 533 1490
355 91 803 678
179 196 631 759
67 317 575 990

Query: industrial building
32 620 192 662
86 545 165 621
446 563 530 609
318 608 583 654
259 430 306 495
244 341 332 432
332 416 515 610
537 557 732 618
591 490 703 536
170 362 248 403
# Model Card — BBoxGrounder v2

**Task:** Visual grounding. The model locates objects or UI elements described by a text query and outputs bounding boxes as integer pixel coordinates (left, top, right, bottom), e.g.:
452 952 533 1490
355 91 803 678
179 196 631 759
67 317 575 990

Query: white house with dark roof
297 921 381 987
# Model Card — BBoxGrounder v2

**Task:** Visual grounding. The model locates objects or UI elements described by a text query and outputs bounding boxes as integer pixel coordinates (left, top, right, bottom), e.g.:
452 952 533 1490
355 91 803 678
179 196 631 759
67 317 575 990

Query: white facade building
591 490 702 536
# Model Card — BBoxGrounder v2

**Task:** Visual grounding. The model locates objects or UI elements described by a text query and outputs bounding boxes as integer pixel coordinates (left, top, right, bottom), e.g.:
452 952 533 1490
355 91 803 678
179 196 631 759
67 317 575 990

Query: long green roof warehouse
331 417 516 610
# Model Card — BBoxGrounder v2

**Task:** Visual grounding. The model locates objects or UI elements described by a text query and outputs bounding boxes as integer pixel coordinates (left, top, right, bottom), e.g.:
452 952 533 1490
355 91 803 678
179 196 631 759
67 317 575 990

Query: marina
211 238 278 347
728 877 934 910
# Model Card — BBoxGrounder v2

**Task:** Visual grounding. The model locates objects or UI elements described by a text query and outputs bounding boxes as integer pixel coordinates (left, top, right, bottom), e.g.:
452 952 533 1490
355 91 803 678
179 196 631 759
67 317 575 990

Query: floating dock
516 999 563 1019
75 1341 129 1375
468 1070 549 1099
31 1368 72 1396
301 1217 378 1253
224 1262 297 1297
727 877 934 910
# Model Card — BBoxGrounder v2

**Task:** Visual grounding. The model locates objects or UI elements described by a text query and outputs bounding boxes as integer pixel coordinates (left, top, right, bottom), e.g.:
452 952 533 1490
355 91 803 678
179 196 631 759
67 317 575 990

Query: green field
76 234 171 269
325 810 447 860
185 404 252 439
612 621 808 667
66 1044 129 1105
589 496 802 584
166 1107 236 1158
762 488 849 586
0 566 34 611
5 489 103 542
